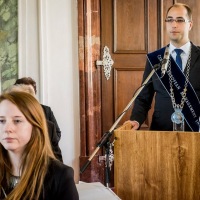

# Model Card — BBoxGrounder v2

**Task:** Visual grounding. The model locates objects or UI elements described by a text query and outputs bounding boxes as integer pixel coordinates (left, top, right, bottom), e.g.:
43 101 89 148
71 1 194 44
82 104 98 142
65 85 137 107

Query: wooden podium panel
114 124 200 200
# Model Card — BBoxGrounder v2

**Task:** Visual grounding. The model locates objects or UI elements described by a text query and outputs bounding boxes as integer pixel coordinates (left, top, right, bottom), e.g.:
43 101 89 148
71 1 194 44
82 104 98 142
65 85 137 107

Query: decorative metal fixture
96 46 114 80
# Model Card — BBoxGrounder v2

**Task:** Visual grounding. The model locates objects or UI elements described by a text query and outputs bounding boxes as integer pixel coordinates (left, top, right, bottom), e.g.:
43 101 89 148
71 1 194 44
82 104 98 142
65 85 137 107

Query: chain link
167 49 191 110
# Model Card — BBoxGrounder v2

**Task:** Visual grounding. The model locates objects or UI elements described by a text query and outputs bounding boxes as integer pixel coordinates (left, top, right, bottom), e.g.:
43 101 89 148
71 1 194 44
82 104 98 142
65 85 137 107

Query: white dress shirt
169 41 191 71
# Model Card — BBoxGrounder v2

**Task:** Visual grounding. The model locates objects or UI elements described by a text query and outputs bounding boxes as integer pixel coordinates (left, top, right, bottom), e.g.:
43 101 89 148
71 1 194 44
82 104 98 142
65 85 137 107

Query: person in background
0 91 79 199
5 84 63 162
126 3 200 132
14 77 61 140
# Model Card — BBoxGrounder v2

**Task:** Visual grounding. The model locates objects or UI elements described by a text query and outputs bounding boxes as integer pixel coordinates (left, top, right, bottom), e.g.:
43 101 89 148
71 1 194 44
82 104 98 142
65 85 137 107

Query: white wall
18 0 80 182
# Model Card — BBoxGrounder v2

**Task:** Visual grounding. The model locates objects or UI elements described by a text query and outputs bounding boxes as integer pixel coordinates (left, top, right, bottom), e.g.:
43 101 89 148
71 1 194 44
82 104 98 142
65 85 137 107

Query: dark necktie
174 49 183 70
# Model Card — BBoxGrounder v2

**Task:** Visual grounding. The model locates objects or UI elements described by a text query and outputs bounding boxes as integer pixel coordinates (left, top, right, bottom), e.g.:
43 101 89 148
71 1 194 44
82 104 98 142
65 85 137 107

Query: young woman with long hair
0 91 79 199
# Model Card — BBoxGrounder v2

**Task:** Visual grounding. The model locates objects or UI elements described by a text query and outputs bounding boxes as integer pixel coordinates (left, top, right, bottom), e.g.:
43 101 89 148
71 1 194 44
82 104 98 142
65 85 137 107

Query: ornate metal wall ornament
96 46 114 80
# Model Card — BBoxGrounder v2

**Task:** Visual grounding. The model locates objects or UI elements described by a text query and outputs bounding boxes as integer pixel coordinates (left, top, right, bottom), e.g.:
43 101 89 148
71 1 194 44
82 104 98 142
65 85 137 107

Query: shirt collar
169 41 191 55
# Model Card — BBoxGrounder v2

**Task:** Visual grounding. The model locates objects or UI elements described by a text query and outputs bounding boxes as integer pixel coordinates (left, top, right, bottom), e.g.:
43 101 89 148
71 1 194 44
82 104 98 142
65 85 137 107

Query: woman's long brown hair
0 91 55 199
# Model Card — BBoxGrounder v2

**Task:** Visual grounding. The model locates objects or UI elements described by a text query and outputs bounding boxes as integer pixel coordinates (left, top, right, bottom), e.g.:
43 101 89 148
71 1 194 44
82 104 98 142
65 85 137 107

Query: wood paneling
114 0 146 53
114 127 200 200
114 69 144 124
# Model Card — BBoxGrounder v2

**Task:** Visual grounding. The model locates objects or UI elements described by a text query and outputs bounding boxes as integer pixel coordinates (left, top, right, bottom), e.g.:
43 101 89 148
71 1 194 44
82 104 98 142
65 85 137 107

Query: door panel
113 0 146 53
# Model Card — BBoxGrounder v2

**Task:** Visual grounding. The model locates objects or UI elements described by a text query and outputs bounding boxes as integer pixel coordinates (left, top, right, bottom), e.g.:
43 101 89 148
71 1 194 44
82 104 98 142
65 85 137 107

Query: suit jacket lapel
185 42 200 73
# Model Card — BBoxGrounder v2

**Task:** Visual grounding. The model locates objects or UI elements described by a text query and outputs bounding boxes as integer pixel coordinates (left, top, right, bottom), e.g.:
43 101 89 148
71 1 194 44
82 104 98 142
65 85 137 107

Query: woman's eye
0 120 5 124
14 120 22 124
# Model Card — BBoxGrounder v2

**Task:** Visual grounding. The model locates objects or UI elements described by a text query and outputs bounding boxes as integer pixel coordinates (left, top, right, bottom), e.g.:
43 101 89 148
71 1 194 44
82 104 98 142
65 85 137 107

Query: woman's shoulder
42 159 79 200
48 159 74 176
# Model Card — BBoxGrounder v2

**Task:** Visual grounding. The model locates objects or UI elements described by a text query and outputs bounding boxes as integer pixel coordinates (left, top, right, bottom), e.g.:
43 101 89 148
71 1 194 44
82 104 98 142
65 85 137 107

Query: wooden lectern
114 123 200 200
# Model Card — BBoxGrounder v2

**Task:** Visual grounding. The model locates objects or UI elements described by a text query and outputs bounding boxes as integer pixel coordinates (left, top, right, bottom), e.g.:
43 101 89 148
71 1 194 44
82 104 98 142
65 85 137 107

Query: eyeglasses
165 18 191 23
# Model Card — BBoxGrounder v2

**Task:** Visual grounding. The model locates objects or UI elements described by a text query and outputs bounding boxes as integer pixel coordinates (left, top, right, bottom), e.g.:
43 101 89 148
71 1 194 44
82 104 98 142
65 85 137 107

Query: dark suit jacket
130 42 200 131
0 160 78 200
47 120 63 162
40 159 79 200
41 104 61 140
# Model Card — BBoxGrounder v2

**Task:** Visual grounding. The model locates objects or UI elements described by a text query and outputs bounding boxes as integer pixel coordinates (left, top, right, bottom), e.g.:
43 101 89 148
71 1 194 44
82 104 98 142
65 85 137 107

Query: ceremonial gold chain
167 50 191 110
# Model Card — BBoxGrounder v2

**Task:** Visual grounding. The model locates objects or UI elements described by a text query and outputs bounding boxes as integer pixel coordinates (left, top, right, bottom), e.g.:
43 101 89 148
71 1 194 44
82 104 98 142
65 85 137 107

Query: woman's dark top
0 159 79 200
41 159 79 200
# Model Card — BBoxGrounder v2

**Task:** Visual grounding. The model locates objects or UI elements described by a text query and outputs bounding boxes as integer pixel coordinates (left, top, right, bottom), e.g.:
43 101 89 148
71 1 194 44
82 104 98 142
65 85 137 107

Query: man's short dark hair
14 77 37 94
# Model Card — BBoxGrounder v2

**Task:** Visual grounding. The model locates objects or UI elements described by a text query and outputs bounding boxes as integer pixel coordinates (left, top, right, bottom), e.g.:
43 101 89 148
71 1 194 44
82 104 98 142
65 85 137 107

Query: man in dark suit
42 104 61 141
47 120 63 162
128 3 200 131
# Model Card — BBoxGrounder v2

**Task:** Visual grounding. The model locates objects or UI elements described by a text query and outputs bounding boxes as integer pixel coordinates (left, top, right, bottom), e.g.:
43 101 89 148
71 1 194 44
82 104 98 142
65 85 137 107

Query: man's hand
124 120 139 130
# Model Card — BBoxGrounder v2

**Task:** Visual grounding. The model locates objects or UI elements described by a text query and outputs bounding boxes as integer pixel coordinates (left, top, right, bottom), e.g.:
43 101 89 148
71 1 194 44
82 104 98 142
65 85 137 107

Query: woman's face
0 100 32 155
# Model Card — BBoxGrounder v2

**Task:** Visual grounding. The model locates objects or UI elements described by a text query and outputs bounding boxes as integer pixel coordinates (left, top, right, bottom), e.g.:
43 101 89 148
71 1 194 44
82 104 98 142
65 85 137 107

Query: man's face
165 6 193 46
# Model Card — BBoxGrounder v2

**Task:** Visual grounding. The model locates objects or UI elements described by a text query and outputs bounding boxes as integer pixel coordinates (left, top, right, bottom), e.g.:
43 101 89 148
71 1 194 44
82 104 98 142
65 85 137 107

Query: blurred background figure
14 77 61 140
